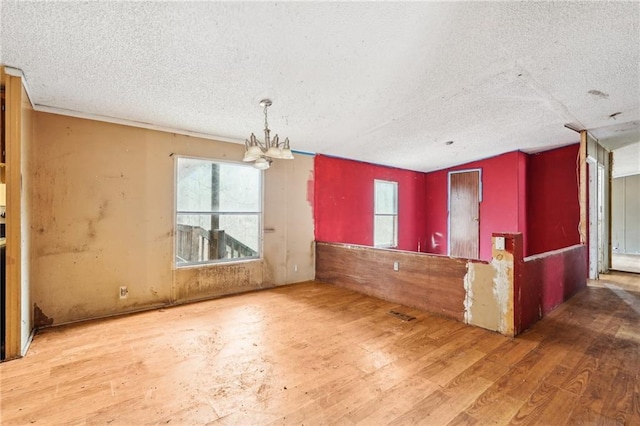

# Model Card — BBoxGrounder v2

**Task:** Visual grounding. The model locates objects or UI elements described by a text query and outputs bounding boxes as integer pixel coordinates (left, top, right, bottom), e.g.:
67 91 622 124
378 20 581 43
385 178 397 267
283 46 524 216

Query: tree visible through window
175 158 261 266
374 179 398 248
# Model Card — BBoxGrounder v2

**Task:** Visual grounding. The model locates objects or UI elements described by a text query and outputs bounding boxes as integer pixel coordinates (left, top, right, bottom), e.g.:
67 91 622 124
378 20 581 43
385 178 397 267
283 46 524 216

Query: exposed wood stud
578 130 587 245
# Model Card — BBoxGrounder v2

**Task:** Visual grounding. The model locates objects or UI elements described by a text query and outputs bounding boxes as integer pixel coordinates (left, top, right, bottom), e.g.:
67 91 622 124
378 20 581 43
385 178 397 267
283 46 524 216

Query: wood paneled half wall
316 242 469 321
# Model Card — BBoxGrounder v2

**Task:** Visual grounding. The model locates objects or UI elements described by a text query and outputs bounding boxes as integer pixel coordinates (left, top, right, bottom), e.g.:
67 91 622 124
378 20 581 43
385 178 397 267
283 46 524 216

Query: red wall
314 155 428 251
424 172 448 255
314 145 580 261
527 144 580 256
424 151 528 261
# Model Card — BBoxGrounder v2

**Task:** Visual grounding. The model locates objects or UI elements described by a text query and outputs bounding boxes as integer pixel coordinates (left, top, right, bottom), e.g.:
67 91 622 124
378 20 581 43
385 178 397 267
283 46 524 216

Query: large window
175 158 261 266
374 179 398 248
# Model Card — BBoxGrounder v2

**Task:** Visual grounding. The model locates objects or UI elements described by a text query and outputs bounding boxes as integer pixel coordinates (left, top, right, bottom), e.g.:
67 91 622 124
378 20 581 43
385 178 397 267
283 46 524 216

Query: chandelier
243 99 294 169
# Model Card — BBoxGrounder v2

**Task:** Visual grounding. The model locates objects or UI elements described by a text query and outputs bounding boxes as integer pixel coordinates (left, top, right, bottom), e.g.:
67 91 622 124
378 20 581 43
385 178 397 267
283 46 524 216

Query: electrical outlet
119 286 128 299
393 261 399 271
495 237 505 251
294 264 298 272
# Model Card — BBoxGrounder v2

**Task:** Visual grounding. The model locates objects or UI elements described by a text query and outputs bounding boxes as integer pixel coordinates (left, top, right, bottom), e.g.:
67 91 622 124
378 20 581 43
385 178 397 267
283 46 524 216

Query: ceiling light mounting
243 99 294 169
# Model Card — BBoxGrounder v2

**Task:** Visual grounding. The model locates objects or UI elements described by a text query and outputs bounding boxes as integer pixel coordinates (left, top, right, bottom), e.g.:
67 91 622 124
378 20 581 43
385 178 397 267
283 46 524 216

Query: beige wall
29 112 315 326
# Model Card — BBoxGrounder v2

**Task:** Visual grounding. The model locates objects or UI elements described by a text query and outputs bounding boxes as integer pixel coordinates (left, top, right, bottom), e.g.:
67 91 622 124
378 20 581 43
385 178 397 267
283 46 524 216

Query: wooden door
449 170 480 258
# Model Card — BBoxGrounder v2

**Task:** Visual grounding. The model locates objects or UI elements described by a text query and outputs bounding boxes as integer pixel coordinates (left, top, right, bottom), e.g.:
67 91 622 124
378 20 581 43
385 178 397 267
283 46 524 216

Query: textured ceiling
612 142 640 178
1 1 639 172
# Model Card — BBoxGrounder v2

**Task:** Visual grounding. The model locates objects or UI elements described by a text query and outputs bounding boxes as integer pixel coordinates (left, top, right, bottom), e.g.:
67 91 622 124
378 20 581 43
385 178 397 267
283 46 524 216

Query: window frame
174 156 263 268
373 179 398 248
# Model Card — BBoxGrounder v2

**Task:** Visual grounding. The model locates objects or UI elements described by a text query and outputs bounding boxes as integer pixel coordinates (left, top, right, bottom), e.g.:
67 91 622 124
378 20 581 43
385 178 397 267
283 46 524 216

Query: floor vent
388 310 416 322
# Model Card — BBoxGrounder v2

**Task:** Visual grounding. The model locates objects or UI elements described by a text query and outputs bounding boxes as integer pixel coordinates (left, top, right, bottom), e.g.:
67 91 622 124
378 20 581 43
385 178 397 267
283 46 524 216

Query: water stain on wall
587 89 609 99
176 262 263 302
86 200 108 239
306 170 314 209
33 304 54 327
37 243 90 257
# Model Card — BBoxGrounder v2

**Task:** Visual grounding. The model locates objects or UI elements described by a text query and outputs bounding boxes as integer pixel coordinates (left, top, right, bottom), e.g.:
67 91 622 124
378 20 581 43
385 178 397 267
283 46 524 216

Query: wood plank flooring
1 274 639 425
597 270 640 292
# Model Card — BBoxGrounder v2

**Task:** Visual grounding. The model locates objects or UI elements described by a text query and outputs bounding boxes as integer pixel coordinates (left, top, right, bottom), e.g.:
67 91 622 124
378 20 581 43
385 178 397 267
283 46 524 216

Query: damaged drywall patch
491 256 512 335
34 304 54 327
463 262 475 324
462 261 502 333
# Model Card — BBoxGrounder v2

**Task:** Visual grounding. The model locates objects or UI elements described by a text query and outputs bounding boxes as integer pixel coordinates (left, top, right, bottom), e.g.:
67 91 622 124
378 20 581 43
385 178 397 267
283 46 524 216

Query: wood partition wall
316 235 588 337
316 242 469 321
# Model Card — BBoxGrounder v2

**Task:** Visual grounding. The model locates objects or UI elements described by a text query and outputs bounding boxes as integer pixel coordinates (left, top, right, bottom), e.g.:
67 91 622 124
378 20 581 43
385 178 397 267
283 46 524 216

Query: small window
175 158 261 266
374 179 398 248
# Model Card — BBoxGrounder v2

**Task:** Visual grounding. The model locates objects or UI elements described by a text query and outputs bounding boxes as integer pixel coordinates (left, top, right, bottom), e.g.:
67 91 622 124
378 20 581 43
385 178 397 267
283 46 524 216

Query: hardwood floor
597 270 640 293
1 278 639 425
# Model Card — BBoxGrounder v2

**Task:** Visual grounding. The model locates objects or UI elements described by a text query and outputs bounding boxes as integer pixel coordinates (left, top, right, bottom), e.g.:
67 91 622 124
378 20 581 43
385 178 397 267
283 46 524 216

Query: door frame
447 168 483 257
1 68 23 360
587 156 607 279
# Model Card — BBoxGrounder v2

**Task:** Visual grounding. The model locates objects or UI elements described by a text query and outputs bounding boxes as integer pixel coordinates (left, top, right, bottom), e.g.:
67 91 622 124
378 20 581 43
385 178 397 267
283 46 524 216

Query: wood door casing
449 170 480 259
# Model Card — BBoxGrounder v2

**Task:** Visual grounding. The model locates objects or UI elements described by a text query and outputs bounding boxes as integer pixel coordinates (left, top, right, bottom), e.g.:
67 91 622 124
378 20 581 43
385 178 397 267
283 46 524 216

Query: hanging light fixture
243 99 294 169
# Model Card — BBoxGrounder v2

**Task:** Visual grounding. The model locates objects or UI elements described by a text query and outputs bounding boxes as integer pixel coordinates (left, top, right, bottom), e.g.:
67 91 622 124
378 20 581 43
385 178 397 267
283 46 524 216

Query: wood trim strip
3 71 22 359
579 130 587 245
607 151 613 272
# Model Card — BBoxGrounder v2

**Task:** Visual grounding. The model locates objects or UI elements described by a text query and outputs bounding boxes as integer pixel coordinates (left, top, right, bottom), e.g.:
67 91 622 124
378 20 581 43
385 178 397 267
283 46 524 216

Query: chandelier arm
250 133 267 151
